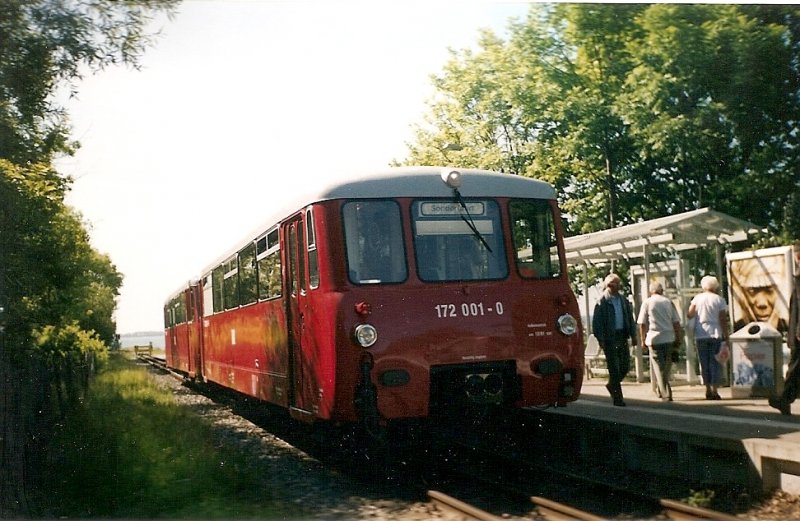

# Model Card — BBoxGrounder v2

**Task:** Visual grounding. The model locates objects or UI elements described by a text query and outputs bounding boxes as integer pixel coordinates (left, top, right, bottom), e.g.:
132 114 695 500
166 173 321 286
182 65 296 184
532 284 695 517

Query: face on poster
727 246 793 335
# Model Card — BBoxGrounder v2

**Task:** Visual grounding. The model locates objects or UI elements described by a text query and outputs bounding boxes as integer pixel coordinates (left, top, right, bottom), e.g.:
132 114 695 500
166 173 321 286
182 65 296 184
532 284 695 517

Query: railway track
659 498 742 521
136 353 182 380
530 496 606 521
428 490 504 521
428 492 741 521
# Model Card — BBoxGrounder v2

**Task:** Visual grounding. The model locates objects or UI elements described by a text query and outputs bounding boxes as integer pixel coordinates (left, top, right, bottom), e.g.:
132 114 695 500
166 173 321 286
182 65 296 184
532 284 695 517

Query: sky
59 0 532 334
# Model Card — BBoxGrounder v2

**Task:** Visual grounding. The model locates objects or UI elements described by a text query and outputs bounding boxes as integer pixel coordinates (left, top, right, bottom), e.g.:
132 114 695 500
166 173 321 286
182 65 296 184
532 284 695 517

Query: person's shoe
613 396 626 407
769 397 791 415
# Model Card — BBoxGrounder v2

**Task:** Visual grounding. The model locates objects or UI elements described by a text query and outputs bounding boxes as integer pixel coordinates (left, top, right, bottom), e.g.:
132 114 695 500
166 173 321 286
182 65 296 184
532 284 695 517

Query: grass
44 354 302 518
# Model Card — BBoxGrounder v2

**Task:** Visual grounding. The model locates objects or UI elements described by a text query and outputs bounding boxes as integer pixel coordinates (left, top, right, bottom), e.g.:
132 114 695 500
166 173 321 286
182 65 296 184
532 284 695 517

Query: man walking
592 273 638 406
769 242 800 415
638 282 682 402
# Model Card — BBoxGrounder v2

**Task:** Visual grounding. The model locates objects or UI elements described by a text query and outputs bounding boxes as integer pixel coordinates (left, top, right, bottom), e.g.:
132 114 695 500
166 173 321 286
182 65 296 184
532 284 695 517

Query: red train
164 167 584 431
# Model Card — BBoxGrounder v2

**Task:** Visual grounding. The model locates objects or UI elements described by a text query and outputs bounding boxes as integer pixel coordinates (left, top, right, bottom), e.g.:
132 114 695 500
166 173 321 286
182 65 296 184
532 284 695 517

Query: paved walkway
579 377 797 417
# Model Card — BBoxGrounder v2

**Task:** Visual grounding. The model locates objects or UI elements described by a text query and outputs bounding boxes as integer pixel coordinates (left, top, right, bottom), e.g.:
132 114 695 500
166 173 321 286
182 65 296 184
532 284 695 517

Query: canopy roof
563 208 765 265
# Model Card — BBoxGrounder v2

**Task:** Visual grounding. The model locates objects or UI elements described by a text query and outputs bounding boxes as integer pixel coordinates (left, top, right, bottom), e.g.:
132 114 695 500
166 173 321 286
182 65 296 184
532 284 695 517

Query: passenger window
238 243 258 306
509 200 561 279
223 257 239 310
173 297 186 324
412 199 507 282
257 229 281 300
212 266 224 313
343 201 407 284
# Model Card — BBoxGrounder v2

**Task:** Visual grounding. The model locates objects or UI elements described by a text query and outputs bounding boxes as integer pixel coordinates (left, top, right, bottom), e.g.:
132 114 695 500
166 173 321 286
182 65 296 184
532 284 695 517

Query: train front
331 168 584 427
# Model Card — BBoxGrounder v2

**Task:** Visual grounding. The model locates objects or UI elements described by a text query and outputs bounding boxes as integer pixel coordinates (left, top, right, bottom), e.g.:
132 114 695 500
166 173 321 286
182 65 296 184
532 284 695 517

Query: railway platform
533 379 800 497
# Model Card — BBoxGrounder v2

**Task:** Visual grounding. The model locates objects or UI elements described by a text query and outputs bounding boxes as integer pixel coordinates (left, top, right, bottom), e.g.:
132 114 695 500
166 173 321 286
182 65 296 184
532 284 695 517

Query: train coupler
353 354 384 439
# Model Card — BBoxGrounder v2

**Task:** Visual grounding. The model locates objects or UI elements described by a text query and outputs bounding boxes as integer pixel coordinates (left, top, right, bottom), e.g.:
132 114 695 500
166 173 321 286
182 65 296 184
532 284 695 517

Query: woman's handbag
714 341 730 364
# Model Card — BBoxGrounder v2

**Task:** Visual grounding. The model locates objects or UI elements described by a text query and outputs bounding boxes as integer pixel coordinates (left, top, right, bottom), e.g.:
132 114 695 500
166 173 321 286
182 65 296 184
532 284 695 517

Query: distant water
119 332 165 349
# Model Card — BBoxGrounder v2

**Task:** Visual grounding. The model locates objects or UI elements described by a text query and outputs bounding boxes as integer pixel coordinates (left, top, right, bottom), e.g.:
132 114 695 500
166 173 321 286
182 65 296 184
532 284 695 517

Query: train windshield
412 199 508 282
343 201 408 284
509 200 561 279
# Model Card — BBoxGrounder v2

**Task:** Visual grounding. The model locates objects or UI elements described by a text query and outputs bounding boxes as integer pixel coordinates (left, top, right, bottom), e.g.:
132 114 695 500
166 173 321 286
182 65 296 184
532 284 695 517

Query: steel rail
136 353 184 380
530 496 608 521
659 498 742 521
427 490 503 521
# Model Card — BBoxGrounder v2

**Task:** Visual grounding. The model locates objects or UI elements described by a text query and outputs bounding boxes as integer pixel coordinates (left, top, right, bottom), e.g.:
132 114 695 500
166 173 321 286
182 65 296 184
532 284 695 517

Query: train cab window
306 208 319 289
238 243 258 306
412 199 507 282
509 200 561 279
257 229 281 300
343 201 407 284
223 257 239 310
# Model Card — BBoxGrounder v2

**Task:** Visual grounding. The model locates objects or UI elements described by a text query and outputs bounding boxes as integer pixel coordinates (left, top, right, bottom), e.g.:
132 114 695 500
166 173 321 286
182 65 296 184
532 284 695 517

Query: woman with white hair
687 275 731 400
637 281 682 402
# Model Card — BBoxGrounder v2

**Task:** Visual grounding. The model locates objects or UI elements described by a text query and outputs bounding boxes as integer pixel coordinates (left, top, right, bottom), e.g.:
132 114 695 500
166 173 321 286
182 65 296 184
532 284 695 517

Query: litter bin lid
730 321 782 339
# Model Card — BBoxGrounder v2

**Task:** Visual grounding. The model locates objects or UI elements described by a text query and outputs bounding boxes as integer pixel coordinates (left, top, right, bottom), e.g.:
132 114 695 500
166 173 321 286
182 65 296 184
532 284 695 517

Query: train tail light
354 301 372 316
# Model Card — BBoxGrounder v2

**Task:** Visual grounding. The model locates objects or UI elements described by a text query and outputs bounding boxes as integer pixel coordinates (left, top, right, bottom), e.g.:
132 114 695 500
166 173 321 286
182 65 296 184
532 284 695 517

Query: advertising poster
727 246 793 335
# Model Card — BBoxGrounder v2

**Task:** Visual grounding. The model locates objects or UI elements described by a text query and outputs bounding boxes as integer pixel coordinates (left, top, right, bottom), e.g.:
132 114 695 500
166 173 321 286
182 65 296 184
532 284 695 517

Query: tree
618 5 800 236
400 5 800 241
0 1 177 515
0 0 179 163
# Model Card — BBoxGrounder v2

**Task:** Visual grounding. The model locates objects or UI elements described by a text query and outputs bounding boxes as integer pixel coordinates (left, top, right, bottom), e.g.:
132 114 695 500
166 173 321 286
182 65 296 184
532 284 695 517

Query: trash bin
730 322 784 399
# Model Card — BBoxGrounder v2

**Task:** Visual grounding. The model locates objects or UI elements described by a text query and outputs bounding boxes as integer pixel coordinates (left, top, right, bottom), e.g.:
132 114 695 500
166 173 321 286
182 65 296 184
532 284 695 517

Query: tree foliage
0 0 177 515
401 4 800 241
0 0 179 163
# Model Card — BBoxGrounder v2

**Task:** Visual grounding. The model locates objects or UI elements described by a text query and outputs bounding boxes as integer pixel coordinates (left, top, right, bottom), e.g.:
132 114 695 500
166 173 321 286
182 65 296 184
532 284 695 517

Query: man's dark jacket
592 291 637 348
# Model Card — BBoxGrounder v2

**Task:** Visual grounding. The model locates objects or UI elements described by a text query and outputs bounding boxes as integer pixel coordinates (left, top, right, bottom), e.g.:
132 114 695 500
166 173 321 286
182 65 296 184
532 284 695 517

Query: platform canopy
563 207 765 266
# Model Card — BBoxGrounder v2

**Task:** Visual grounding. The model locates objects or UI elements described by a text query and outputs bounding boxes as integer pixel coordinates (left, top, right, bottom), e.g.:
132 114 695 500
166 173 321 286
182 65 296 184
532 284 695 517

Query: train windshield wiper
453 189 492 253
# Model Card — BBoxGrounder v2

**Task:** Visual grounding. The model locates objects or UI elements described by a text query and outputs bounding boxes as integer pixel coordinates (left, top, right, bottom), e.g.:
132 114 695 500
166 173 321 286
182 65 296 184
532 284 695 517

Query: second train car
164 167 584 431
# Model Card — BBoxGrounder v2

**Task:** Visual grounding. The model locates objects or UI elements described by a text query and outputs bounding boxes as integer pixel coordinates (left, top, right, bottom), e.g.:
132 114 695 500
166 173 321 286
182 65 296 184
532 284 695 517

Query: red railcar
164 167 584 429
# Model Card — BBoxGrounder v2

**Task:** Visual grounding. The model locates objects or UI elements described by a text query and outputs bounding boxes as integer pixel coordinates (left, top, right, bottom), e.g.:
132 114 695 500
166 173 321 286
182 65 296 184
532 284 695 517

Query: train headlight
354 324 378 347
557 314 578 336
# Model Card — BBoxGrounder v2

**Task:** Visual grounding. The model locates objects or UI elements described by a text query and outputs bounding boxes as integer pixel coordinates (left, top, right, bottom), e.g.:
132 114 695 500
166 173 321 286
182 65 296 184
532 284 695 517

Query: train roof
178 167 555 293
310 167 556 200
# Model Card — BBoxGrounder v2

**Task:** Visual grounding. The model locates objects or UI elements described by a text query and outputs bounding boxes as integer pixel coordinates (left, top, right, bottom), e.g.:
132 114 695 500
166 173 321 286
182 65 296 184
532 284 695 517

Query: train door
187 283 204 379
285 215 315 415
165 304 177 368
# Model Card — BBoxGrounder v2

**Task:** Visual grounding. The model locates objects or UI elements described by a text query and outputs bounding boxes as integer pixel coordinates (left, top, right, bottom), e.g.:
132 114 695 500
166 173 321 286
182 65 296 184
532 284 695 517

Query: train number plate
434 301 505 318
